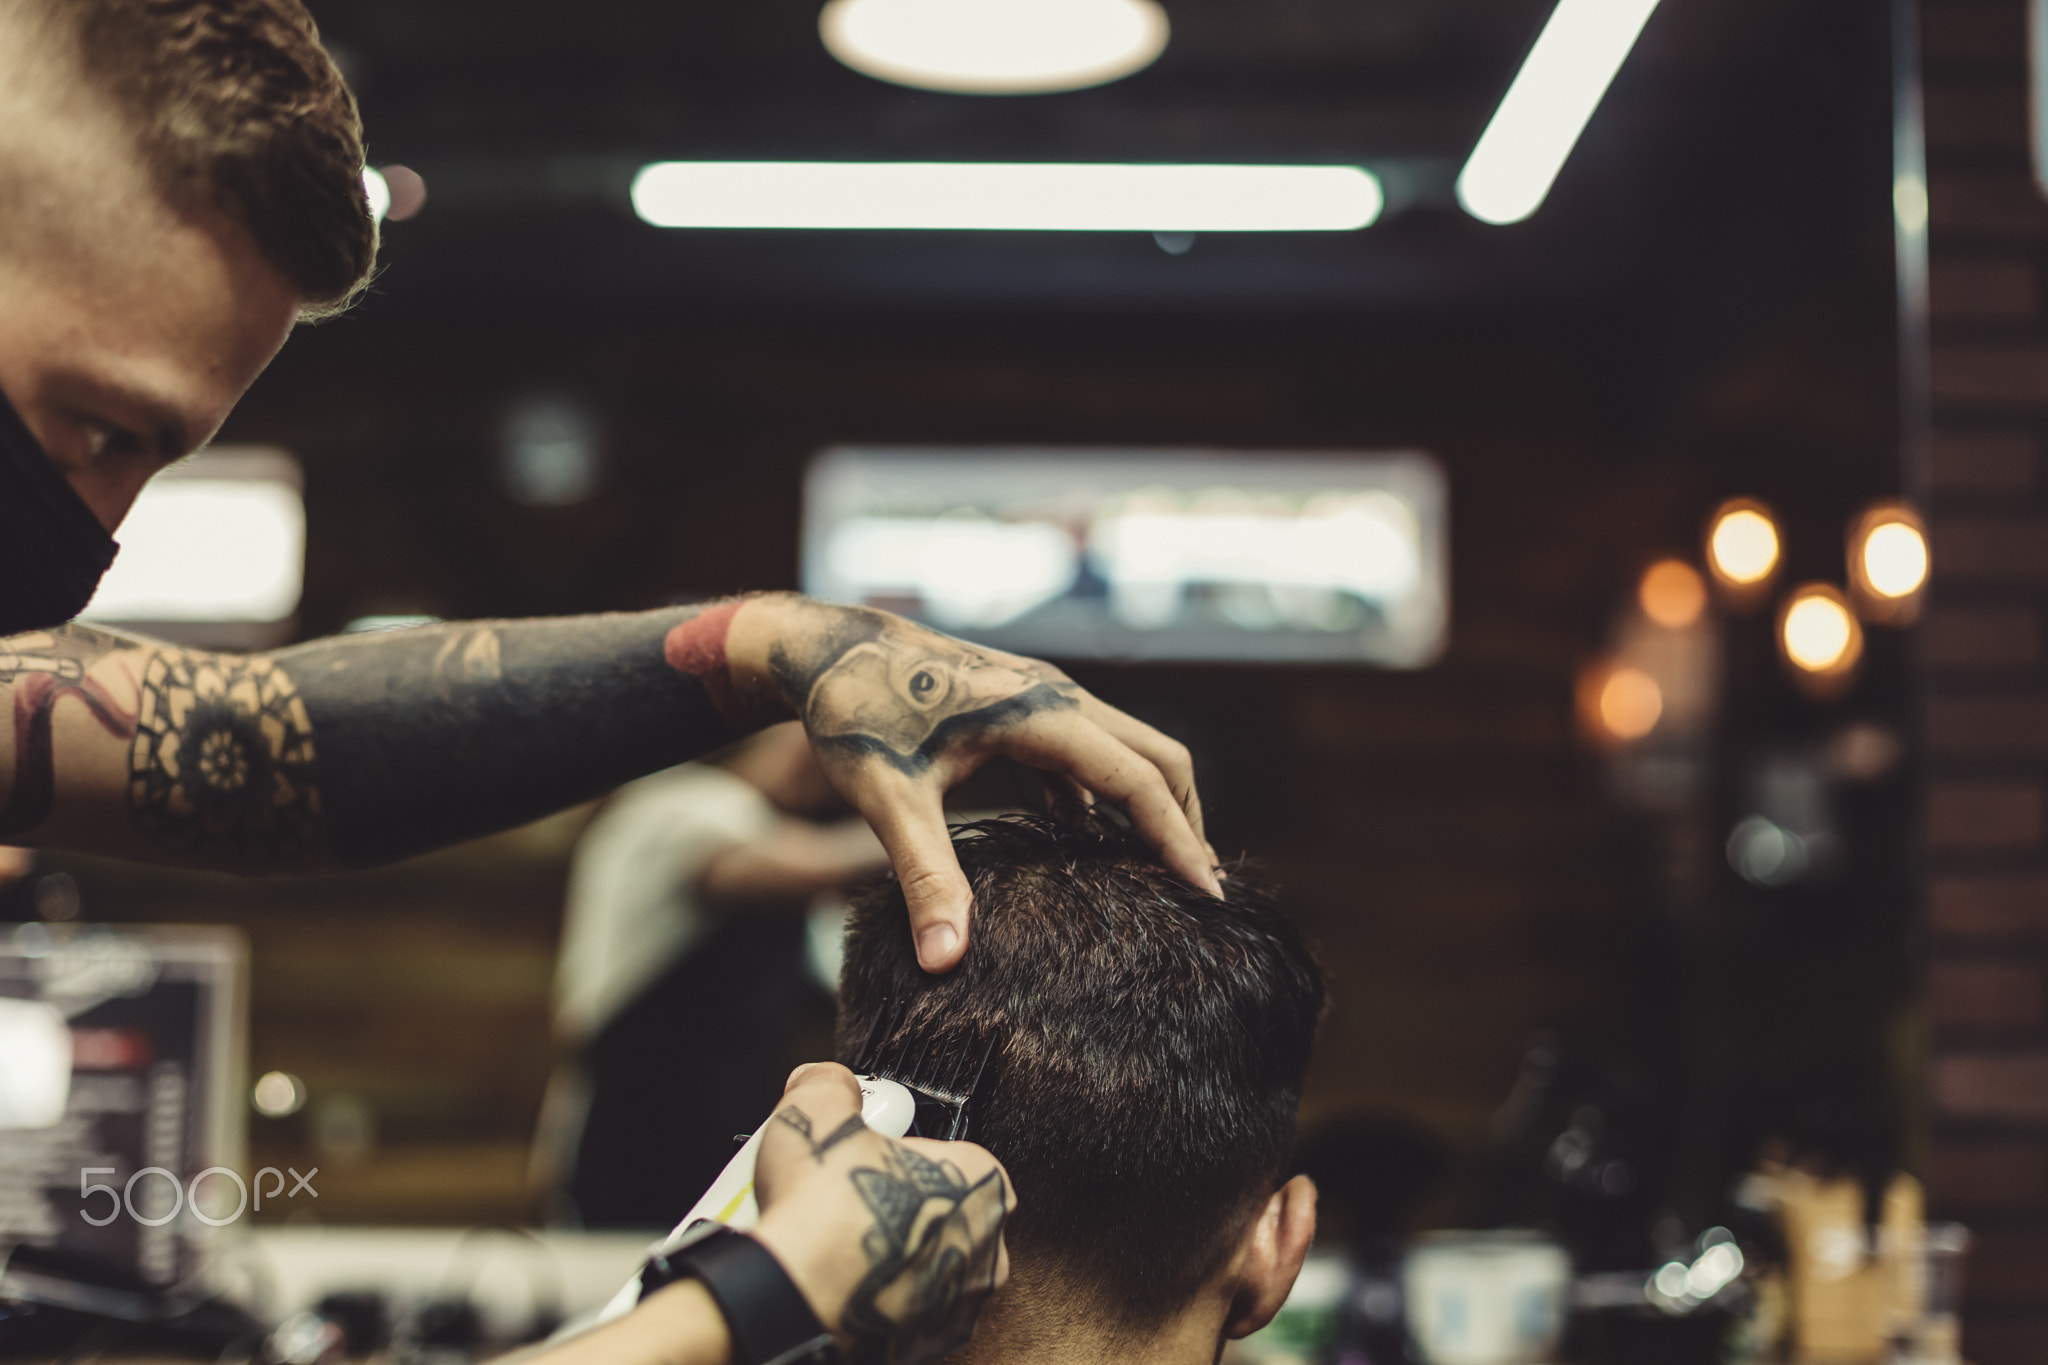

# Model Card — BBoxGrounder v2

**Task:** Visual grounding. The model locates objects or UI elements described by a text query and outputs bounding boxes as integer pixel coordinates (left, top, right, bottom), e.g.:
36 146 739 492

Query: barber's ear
1223 1175 1318 1341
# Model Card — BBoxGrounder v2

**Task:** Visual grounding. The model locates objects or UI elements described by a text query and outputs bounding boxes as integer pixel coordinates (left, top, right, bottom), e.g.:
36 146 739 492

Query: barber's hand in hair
721 594 1218 972
753 1063 1012 1365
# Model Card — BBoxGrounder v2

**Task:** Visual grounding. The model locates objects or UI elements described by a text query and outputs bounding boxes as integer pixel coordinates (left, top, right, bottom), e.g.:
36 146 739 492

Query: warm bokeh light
1845 502 1927 625
1707 501 1780 587
1597 666 1663 740
1638 559 1707 628
0 846 31 883
380 164 429 222
1853 506 1930 603
1780 584 1862 676
1861 521 1928 597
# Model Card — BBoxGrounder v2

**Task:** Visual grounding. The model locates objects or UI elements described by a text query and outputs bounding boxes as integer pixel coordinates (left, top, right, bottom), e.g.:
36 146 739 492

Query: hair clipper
595 1004 996 1326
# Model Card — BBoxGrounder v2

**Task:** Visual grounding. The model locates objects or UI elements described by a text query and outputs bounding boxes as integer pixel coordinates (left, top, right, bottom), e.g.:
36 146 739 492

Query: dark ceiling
322 0 1556 160
306 0 1884 317
229 0 1904 668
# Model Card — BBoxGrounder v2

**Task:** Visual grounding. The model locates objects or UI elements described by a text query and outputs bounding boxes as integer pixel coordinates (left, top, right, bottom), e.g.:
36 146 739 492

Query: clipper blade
850 998 998 1143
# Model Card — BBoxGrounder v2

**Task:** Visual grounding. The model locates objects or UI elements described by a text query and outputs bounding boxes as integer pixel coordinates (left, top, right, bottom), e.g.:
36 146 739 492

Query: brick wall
1920 1 2048 1357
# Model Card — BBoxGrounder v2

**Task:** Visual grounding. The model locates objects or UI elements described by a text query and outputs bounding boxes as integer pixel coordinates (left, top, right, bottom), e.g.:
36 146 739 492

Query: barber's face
0 60 302 532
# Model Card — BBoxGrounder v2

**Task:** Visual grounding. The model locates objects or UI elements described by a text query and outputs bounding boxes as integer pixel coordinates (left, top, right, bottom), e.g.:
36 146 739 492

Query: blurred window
80 448 303 629
802 446 1447 664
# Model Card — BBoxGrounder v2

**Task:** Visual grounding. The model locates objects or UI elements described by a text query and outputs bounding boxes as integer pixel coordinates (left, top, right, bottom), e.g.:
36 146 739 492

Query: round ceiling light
819 0 1170 95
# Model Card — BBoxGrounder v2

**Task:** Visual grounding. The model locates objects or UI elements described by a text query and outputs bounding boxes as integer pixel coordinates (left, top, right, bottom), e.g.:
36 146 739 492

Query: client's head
837 813 1326 1363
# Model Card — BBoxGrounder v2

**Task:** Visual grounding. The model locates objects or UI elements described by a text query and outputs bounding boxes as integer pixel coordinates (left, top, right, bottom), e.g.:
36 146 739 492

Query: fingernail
917 923 960 968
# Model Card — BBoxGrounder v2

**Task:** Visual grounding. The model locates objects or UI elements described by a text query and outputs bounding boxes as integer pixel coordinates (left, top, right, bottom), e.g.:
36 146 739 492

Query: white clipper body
593 1075 918 1326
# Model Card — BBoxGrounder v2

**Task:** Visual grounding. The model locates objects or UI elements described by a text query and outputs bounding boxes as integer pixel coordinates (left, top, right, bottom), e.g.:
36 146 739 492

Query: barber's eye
83 422 143 461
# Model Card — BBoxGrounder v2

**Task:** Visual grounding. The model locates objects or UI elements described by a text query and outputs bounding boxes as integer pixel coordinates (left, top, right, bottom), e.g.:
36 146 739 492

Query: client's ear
1222 1175 1319 1340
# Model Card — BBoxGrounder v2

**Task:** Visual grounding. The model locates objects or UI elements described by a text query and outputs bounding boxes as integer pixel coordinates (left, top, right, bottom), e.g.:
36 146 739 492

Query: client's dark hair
837 813 1325 1329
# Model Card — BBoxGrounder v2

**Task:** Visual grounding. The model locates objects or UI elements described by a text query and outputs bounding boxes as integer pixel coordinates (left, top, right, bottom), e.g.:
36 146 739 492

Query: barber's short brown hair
44 0 377 318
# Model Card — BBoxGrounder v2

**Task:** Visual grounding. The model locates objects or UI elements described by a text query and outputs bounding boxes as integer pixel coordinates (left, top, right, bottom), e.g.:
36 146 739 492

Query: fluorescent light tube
630 162 1382 231
1456 0 1661 225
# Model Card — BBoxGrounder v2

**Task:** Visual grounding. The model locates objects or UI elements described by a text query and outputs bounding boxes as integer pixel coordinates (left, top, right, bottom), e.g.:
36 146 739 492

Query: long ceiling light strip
1455 0 1662 226
630 162 1383 232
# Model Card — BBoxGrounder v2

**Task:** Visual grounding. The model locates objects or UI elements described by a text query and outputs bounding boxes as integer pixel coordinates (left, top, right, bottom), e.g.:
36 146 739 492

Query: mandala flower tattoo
128 652 321 859
841 1144 1010 1365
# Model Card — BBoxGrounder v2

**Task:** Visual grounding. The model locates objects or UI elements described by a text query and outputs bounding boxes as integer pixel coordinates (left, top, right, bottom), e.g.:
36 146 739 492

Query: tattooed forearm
0 606 749 870
0 629 136 837
1 595 1094 874
1 627 325 863
274 607 738 865
839 1140 1009 1365
127 651 321 862
764 600 1080 777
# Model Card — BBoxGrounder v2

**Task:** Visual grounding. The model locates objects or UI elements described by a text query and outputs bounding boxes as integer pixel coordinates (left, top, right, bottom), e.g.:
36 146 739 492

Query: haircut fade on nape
29 0 377 319
837 813 1327 1332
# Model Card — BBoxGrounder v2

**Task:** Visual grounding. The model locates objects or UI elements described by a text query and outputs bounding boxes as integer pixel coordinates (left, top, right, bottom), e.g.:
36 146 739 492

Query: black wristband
640 1225 838 1365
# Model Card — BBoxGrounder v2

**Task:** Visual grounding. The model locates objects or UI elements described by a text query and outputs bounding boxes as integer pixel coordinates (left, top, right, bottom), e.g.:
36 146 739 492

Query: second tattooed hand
696 595 1220 971
751 1064 1012 1365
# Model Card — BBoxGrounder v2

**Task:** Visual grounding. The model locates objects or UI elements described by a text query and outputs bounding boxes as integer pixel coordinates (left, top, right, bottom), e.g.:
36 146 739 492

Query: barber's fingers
755 1062 865 1216
782 1060 861 1105
759 1062 864 1176
1080 698 1210 850
898 1134 1011 1192
847 776 972 972
1003 716 1221 897
1037 770 1096 821
899 1135 1013 1294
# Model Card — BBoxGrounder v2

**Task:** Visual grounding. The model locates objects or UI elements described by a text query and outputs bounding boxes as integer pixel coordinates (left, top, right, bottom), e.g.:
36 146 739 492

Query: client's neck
949 1265 1228 1365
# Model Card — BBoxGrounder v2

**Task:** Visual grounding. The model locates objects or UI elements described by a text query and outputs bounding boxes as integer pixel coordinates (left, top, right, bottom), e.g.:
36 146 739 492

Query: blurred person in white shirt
540 722 886 1227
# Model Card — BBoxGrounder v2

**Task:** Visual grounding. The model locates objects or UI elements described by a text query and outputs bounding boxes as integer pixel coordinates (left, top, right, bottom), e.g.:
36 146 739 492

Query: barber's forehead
0 83 175 265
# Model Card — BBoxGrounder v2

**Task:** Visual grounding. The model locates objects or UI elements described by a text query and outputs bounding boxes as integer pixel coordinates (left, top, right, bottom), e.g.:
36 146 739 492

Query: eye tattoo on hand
772 607 1078 775
839 1144 1010 1365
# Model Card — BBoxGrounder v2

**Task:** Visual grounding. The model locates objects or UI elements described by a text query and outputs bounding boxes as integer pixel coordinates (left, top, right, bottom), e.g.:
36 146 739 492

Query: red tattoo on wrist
663 600 749 733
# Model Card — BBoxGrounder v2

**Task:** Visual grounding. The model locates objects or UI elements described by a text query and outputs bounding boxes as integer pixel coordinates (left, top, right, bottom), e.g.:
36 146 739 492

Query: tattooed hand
669 595 1219 972
753 1063 1011 1365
